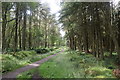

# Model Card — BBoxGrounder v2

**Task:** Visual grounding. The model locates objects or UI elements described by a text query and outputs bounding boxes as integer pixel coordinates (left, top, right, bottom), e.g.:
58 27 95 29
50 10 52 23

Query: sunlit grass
16 47 117 78
1 48 62 74
39 49 117 78
17 68 37 79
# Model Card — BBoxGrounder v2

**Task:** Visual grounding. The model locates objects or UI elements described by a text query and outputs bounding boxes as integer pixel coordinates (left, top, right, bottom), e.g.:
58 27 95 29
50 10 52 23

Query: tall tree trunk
0 3 2 53
117 10 120 61
77 36 82 52
69 36 73 50
2 4 7 53
110 37 114 57
44 22 47 48
18 14 22 49
22 4 27 50
108 2 120 61
29 13 32 49
14 3 19 52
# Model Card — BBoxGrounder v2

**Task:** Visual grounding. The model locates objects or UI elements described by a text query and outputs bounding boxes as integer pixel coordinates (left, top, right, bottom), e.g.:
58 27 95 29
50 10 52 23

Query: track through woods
2 49 64 79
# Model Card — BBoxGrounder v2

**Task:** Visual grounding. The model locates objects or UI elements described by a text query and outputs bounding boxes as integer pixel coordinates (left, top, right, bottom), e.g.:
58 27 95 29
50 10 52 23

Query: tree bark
22 4 27 50
2 4 7 53
14 3 19 52
29 12 32 49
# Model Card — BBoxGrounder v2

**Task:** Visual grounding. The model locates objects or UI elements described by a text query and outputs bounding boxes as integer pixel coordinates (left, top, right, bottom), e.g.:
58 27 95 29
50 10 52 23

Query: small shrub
11 51 36 59
49 48 54 51
1 50 36 73
6 48 14 52
35 48 49 54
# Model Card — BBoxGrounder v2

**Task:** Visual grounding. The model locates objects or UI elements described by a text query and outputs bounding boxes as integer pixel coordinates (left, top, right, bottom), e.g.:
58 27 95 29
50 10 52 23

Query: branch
0 18 16 23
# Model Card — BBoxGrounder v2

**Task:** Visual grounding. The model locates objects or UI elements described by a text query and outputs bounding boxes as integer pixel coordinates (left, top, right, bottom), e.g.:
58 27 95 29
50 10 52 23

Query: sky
114 0 120 5
40 0 120 37
41 0 65 37
41 0 61 14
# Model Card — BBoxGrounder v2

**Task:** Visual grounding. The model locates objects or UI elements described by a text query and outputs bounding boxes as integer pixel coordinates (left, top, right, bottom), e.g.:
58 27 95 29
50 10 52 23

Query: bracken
113 69 120 78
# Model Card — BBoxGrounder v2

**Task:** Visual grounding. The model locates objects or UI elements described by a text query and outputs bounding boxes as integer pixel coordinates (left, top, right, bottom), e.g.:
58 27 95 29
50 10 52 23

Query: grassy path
16 48 117 79
2 49 64 79
38 49 116 78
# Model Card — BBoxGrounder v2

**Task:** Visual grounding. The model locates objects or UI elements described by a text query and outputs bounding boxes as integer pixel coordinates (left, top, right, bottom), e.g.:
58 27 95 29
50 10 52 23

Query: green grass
1 48 62 74
39 53 75 78
17 47 117 78
17 68 37 80
39 49 117 78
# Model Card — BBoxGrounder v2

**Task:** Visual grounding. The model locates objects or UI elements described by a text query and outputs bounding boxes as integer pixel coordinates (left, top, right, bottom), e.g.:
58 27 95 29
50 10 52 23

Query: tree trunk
22 4 27 50
44 20 47 48
117 10 120 61
29 13 32 49
2 4 7 53
18 14 22 49
14 3 19 52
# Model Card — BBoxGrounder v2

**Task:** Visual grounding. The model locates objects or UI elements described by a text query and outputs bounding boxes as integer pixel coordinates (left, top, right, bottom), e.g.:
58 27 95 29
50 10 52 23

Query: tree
59 2 120 60
2 2 62 53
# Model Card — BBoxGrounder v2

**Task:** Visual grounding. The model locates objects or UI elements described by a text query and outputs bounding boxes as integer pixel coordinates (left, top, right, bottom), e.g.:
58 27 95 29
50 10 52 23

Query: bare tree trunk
18 14 22 49
110 37 114 57
117 10 120 61
14 3 19 52
108 2 120 61
44 24 47 48
22 4 27 50
2 4 7 53
29 13 32 49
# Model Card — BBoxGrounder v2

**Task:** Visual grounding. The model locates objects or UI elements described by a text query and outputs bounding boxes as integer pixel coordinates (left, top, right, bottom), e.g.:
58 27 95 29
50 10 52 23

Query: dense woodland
1 1 120 79
2 2 64 52
59 2 120 61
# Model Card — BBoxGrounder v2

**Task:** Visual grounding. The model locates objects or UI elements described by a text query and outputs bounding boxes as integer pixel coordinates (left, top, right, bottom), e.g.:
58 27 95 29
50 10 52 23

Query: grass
17 68 37 80
16 48 63 79
39 49 117 78
17 47 118 78
1 47 62 74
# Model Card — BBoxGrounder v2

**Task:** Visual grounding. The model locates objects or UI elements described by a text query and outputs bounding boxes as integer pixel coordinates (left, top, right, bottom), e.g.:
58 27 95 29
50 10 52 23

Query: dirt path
2 49 64 79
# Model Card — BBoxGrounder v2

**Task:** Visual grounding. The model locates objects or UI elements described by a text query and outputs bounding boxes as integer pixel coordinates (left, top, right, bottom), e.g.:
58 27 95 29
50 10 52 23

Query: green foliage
35 47 60 54
17 68 37 79
38 49 117 78
2 54 20 73
2 48 60 74
11 51 36 59
47 47 59 51
104 52 118 57
16 48 62 78
86 66 113 78
2 2 63 53
15 48 118 78
35 48 49 54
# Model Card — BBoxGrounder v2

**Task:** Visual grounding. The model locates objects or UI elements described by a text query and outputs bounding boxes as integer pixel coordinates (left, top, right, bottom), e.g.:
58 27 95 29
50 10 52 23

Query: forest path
2 49 64 79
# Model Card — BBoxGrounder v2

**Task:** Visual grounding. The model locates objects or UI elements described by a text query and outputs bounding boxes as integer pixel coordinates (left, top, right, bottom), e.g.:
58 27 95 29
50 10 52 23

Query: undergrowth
17 47 118 78
1 47 61 74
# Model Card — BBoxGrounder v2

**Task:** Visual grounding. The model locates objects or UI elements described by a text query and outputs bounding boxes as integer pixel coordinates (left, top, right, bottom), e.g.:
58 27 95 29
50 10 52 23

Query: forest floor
2 49 64 79
2 47 118 79
16 47 118 79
